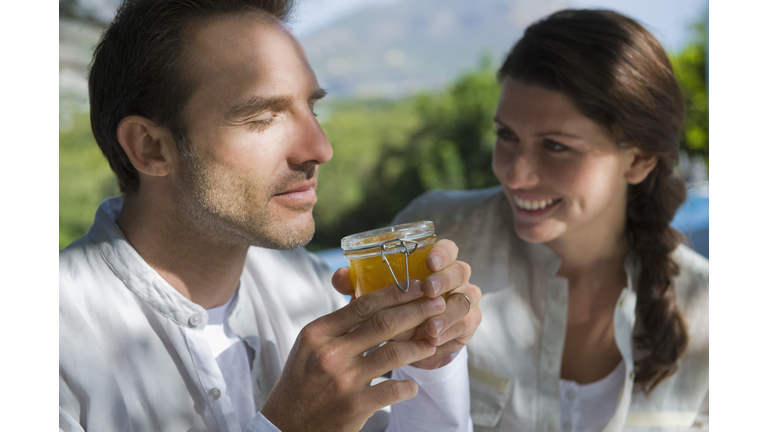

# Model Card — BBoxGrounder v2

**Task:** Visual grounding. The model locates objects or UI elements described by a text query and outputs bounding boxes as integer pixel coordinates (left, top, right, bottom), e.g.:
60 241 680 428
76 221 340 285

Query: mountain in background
299 0 568 99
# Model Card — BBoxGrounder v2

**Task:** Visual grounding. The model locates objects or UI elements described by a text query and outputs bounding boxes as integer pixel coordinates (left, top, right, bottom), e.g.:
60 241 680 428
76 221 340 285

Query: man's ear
624 147 658 185
116 116 175 177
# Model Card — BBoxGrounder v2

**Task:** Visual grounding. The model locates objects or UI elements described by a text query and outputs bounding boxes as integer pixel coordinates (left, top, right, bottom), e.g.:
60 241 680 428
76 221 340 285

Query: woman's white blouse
393 186 709 432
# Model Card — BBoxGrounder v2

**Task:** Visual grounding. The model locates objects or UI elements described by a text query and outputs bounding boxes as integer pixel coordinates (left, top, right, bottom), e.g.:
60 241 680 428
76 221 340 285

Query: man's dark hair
88 0 296 193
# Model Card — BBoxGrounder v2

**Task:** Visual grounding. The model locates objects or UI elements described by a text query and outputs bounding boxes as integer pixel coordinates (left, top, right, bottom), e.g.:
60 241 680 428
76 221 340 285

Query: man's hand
260 282 447 432
333 239 482 370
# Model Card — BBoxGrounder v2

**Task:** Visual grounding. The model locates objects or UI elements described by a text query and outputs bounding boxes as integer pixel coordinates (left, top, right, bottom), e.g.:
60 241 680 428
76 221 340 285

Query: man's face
173 14 332 249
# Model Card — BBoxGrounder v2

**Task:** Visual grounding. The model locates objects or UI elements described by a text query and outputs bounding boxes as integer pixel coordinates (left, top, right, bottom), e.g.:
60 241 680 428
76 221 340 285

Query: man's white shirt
59 196 472 432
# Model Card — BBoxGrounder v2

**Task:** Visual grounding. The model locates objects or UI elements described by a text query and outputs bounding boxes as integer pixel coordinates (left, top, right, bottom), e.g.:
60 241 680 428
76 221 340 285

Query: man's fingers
430 340 467 360
343 295 445 352
362 379 419 412
332 267 355 297
362 339 437 378
426 239 459 273
423 260 471 298
387 327 417 343
315 280 425 337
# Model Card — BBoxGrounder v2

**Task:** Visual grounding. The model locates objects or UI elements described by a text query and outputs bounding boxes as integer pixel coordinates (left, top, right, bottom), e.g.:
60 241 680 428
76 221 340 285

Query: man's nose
288 108 333 168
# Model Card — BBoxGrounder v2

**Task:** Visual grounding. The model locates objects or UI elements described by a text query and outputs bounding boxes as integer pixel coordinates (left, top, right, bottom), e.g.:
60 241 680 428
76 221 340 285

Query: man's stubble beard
174 146 317 250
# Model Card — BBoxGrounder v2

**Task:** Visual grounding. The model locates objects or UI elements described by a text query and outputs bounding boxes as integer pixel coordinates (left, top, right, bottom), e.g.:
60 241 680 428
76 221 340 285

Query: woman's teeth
513 196 556 211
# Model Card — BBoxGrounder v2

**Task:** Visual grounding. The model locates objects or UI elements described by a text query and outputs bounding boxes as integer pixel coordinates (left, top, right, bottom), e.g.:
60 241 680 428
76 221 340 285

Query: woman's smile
511 194 562 214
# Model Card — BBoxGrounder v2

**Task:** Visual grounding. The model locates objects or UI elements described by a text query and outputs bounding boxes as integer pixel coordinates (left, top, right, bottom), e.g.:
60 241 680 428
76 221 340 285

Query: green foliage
59 112 120 249
313 98 423 241
309 63 500 250
670 18 709 165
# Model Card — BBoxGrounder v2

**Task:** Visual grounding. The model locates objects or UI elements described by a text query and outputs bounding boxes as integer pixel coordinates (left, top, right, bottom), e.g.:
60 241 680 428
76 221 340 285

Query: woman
393 9 708 432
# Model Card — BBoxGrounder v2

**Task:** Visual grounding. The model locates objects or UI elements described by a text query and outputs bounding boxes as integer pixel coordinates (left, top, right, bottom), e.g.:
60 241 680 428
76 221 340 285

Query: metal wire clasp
380 239 418 292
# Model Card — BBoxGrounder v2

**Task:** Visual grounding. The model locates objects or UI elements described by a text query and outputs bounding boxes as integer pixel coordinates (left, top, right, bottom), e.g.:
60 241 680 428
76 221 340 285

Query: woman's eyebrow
535 130 583 139
492 117 511 128
494 118 582 140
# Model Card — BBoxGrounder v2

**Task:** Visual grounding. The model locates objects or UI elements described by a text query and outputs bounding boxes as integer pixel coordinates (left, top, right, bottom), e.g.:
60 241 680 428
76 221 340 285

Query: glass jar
341 221 437 298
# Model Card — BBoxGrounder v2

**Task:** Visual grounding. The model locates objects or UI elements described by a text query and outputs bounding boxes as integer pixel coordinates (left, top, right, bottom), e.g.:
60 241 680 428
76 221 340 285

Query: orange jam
348 243 435 298
341 221 436 298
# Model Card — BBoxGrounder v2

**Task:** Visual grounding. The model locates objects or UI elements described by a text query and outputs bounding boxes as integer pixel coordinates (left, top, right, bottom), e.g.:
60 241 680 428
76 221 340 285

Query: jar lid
340 221 435 252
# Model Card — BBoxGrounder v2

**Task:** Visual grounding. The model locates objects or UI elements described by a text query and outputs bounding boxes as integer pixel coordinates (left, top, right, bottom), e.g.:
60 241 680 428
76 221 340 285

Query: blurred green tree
310 60 500 250
671 17 709 166
59 112 120 249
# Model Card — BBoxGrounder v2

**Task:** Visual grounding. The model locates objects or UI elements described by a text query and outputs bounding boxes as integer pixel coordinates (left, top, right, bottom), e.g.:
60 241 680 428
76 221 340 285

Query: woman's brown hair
498 9 689 392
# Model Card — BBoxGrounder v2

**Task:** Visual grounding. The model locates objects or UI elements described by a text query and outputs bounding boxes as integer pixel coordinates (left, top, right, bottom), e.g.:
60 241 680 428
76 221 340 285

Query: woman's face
492 78 651 246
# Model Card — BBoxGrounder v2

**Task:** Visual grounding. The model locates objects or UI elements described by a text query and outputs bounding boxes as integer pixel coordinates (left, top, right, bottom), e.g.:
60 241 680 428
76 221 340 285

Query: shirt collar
88 196 208 327
527 242 563 277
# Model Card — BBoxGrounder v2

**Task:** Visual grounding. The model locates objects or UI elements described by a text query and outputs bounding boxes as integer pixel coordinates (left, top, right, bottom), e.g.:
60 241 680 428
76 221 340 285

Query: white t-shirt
204 290 257 431
559 361 626 432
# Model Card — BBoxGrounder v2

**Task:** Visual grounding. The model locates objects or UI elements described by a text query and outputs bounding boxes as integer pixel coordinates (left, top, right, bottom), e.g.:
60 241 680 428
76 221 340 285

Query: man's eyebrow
310 88 328 101
225 88 328 120
226 95 293 119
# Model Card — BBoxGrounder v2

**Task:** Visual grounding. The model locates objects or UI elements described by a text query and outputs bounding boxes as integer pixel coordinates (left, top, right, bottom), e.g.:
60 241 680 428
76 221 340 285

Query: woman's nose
503 147 539 190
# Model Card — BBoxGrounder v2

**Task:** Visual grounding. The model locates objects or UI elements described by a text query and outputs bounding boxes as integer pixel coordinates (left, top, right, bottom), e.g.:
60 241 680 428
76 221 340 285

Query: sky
69 0 708 51
290 0 708 51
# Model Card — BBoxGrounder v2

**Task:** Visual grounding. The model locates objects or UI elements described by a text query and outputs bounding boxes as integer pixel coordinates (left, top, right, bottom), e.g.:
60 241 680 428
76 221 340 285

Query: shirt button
630 371 636 380
566 389 576 400
619 298 625 307
208 388 221 399
563 421 572 431
189 314 202 327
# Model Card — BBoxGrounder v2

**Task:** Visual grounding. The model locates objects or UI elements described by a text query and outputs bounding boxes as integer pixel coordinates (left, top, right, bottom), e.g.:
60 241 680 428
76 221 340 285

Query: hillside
299 0 568 98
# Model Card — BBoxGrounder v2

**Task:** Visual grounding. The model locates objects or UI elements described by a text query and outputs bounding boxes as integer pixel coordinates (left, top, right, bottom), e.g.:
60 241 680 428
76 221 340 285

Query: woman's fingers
426 239 459 273
332 267 355 297
423 258 471 298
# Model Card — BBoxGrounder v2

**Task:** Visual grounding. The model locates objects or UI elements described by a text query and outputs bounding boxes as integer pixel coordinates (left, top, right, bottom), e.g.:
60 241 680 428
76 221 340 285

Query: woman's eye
495 129 515 141
544 139 567 152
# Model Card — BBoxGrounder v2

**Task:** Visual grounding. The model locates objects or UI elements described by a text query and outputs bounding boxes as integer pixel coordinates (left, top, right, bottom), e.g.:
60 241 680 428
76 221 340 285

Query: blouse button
208 388 221 399
566 389 576 400
563 421 572 431
189 314 202 327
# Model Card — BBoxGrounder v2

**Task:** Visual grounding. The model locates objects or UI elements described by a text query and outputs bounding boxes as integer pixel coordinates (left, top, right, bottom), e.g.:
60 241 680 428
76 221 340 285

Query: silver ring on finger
449 292 472 316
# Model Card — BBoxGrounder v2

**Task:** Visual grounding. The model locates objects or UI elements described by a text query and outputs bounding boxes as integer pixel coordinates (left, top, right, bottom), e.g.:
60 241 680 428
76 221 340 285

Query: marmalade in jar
341 222 436 298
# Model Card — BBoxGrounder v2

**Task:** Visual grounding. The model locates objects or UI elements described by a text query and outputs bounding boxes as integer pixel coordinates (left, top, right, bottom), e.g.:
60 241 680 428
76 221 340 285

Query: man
59 1 481 431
